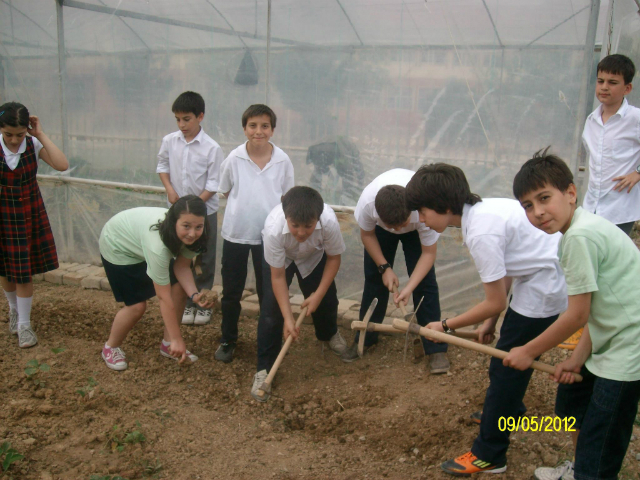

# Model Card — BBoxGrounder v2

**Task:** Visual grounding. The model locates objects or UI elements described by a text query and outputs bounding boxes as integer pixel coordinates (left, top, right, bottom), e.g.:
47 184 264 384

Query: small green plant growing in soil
51 347 66 354
77 377 98 398
141 459 163 478
107 422 146 453
0 442 24 474
24 359 50 388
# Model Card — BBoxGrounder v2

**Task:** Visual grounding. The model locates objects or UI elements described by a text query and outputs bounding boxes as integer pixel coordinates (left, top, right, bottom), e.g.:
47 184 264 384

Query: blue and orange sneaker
441 451 507 477
558 328 583 350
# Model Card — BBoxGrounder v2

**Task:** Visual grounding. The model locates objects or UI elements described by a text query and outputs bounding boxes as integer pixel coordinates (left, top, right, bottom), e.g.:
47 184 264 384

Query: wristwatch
441 318 454 334
635 164 640 174
377 263 391 274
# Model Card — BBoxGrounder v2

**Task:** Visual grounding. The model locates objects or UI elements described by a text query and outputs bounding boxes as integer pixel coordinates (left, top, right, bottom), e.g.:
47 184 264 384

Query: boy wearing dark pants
157 91 224 325
405 164 567 476
251 187 347 401
216 105 294 363
506 150 640 480
342 168 446 373
581 55 639 236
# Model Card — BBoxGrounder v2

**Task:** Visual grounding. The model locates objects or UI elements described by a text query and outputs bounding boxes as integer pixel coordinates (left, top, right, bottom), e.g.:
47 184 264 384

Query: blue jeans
256 253 338 372
471 308 559 464
556 366 640 480
356 226 445 354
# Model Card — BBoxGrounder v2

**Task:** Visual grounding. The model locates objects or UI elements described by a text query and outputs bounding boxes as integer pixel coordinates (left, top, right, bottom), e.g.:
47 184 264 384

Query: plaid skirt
0 137 59 283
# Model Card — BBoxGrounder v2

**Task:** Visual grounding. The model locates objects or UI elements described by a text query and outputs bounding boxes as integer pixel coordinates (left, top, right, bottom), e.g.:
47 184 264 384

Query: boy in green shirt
505 148 640 480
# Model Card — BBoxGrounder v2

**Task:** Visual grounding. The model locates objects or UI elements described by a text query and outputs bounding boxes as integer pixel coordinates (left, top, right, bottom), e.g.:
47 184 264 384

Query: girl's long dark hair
152 195 209 255
0 102 29 129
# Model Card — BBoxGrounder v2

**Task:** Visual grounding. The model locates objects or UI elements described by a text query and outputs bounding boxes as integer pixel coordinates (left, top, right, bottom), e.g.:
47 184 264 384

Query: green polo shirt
99 207 198 286
559 207 640 381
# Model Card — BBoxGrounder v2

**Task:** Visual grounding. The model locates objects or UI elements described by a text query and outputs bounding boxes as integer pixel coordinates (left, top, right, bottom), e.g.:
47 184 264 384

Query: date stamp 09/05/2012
498 416 577 432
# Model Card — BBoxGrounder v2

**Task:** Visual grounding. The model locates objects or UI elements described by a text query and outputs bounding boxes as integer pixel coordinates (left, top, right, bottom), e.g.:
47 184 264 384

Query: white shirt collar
0 135 27 157
179 128 204 145
590 97 630 125
237 141 282 164
461 203 473 244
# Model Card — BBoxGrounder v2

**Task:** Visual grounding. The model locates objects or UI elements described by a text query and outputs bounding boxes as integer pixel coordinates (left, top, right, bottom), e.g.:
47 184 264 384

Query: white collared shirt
219 141 294 244
582 98 640 224
156 129 224 214
262 203 346 278
461 199 567 318
1 135 43 170
354 168 439 246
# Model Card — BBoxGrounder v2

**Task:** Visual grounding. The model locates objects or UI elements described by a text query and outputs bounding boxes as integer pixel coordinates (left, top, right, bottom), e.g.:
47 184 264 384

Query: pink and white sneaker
159 342 198 363
102 345 128 371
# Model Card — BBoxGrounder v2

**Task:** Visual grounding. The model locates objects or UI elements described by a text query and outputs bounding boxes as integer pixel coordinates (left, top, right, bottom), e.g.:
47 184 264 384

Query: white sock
16 296 32 328
162 339 171 347
4 290 17 313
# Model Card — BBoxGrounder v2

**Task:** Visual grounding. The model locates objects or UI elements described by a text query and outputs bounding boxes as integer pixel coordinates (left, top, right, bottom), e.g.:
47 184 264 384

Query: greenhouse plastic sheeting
2 0 608 313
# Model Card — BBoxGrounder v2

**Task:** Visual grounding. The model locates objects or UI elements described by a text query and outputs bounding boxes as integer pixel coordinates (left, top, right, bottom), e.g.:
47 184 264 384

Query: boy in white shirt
156 91 224 325
252 187 347 402
582 54 640 235
405 164 567 476
343 168 447 373
216 105 294 363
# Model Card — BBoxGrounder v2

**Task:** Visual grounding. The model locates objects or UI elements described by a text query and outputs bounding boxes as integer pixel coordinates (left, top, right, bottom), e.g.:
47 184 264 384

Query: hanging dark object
234 49 259 86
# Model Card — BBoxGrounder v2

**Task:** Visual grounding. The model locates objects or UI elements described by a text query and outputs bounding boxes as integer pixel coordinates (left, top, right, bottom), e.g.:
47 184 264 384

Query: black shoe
470 411 482 425
341 342 369 363
214 342 236 363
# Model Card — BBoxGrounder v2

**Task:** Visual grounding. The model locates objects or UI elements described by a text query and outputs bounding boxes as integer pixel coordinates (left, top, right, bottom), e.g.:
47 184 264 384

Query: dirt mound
1 283 638 479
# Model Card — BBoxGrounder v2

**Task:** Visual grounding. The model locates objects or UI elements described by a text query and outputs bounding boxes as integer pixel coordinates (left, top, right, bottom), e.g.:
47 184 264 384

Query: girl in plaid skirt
0 102 68 348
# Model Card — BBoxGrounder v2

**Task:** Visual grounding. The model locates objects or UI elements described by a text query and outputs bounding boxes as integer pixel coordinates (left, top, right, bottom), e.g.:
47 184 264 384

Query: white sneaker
9 310 18 335
251 369 269 402
18 325 37 348
534 460 574 480
327 331 347 355
182 306 196 325
194 309 212 325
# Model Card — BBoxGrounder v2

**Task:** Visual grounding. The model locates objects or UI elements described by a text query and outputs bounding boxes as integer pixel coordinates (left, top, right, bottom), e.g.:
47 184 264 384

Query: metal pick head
358 297 378 358
403 296 425 363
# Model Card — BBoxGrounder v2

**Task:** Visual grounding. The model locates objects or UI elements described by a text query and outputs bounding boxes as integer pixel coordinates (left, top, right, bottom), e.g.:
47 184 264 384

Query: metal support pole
572 0 600 189
266 0 271 104
55 0 68 156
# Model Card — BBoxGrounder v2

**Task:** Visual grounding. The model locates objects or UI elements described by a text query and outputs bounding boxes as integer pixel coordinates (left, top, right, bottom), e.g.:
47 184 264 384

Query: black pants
616 221 635 236
356 226 445 354
257 253 338 372
220 240 264 344
471 307 559 464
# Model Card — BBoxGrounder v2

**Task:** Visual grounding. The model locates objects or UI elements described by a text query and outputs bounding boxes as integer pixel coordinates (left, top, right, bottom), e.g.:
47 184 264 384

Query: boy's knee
128 301 147 318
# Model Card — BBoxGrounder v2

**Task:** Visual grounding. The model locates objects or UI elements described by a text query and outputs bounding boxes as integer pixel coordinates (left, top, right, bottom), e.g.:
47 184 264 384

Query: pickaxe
391 318 583 382
257 306 309 399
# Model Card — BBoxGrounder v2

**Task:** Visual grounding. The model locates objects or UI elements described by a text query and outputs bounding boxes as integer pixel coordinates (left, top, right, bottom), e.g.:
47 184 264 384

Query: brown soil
1 283 639 480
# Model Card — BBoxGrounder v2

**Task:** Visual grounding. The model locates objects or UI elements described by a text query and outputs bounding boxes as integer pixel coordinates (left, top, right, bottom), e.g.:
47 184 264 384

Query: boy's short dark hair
513 147 574 200
598 54 636 85
242 104 277 129
406 164 481 215
172 91 205 116
375 185 410 227
282 186 324 224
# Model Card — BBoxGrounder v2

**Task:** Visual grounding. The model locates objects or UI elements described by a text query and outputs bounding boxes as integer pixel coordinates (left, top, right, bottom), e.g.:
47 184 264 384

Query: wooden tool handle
351 320 478 340
391 319 583 382
258 306 308 397
392 285 409 317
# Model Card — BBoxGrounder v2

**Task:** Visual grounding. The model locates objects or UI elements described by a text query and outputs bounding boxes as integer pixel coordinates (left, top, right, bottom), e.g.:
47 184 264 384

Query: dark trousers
356 226 445 354
471 307 559 464
220 239 264 344
186 212 217 307
257 253 338 372
616 221 635 236
556 366 640 480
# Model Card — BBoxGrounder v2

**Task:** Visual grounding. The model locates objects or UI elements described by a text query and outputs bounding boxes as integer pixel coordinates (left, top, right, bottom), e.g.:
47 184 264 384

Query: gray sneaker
214 342 236 363
18 325 37 348
340 341 370 363
327 331 347 355
251 369 269 402
9 311 18 335
534 460 574 480
429 352 450 374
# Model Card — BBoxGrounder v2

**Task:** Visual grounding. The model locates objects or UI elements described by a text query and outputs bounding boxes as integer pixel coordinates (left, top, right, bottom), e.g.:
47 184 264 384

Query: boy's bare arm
503 293 591 371
158 173 179 204
271 266 298 340
301 254 341 316
199 190 215 202
395 243 436 306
